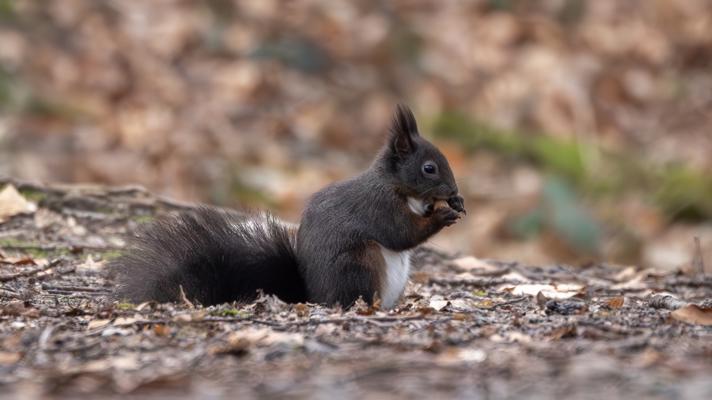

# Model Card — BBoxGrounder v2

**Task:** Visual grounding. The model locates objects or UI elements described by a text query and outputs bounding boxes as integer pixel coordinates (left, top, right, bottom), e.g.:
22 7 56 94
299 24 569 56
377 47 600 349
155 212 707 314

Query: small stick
692 237 705 276
41 284 110 293
179 285 195 308
649 294 688 310
488 296 528 309
125 315 450 330
0 259 62 282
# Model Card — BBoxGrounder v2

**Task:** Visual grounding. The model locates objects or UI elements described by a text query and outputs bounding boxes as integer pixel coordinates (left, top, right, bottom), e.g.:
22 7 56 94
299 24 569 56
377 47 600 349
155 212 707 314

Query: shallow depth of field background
0 0 710 270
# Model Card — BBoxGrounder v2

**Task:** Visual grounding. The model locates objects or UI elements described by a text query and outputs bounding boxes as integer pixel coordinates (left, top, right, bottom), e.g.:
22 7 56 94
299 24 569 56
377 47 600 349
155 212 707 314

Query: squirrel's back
112 207 307 305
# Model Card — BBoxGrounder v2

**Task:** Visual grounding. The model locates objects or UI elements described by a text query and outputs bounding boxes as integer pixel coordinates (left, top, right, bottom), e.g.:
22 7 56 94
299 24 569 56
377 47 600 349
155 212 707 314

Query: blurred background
0 0 710 270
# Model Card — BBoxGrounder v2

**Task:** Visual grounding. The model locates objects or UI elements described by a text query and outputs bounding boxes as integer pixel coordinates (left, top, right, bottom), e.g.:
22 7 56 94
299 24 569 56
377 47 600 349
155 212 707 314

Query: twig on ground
428 277 498 287
488 296 529 309
0 258 63 282
41 284 111 293
0 243 120 253
648 294 688 310
122 314 451 331
692 237 705 276
179 285 195 308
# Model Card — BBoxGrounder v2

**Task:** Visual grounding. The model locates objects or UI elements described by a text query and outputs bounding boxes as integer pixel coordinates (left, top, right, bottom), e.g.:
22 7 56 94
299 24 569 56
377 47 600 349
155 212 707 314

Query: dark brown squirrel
113 105 465 309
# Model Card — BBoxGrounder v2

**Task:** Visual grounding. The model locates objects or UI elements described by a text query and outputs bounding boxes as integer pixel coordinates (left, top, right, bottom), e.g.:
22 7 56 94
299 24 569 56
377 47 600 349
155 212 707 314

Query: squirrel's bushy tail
112 207 307 305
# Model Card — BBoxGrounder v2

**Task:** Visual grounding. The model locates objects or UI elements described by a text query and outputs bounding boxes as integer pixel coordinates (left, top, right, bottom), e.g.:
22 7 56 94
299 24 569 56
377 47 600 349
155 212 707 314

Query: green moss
98 249 124 261
432 112 586 181
213 308 251 318
0 238 57 258
18 188 47 203
116 302 135 311
210 172 275 209
655 166 712 221
0 65 17 109
0 0 15 19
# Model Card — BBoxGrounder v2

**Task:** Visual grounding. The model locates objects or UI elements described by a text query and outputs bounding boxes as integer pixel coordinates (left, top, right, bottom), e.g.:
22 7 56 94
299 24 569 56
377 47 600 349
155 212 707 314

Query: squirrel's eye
422 163 437 175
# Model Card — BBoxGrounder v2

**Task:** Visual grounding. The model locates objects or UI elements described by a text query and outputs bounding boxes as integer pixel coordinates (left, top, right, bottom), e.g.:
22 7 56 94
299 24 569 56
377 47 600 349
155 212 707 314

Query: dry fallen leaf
452 313 469 321
435 347 487 366
410 271 431 284
2 301 27 316
613 266 637 282
153 324 171 337
429 296 450 311
113 316 146 326
0 352 21 365
548 325 577 340
606 296 625 309
670 304 712 326
87 319 111 330
501 283 584 299
451 256 505 275
293 303 310 318
0 185 36 222
76 255 105 272
212 328 305 355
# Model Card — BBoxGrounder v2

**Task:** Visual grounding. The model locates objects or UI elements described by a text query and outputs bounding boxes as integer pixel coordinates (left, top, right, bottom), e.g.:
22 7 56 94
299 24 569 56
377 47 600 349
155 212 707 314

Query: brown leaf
219 328 304 352
293 303 309 318
670 304 712 326
9 257 36 266
606 296 625 309
87 319 111 330
153 324 171 337
354 297 376 315
410 271 431 284
0 352 21 365
548 325 577 340
2 300 26 316
452 313 469 321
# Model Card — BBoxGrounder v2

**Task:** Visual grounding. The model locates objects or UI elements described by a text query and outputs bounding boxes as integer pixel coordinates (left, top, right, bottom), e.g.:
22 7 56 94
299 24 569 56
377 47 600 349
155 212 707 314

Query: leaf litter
0 180 710 399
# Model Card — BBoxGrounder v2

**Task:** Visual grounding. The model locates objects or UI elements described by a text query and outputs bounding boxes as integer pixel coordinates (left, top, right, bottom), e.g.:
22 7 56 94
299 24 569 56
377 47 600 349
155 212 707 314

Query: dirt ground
0 179 710 399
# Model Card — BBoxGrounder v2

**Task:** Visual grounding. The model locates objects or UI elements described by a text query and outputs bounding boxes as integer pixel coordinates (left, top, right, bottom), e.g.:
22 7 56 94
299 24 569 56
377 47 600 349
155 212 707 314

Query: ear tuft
388 104 419 156
390 104 419 137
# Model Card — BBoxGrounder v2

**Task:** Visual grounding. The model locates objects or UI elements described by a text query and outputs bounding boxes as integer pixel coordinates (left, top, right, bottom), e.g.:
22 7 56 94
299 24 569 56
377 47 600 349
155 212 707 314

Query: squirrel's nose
448 194 466 214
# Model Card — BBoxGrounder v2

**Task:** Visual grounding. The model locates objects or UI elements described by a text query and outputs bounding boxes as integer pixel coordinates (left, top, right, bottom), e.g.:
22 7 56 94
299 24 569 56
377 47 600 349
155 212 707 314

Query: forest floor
0 179 710 399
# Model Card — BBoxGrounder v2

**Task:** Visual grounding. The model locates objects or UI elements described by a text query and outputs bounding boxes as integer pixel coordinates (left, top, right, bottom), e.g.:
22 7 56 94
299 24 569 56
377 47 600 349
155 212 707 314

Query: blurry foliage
0 65 14 108
657 167 712 221
433 112 586 182
0 0 14 21
0 0 710 267
433 112 712 223
507 177 601 256
250 37 330 74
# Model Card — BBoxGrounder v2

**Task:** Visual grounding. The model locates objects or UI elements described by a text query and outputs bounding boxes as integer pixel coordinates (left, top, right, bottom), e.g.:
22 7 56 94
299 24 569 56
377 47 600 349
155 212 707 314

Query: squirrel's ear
388 104 419 157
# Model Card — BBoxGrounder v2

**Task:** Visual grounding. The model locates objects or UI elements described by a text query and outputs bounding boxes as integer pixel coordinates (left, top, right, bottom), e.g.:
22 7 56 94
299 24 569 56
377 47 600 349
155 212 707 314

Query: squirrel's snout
447 194 466 214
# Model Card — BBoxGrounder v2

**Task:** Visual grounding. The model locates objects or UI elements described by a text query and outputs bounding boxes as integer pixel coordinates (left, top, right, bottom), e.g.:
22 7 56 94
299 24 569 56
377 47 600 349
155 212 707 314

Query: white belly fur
378 245 411 309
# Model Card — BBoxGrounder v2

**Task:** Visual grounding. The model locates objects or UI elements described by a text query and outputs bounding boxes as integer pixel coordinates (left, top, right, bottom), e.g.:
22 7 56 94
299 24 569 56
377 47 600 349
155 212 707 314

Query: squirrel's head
378 104 461 206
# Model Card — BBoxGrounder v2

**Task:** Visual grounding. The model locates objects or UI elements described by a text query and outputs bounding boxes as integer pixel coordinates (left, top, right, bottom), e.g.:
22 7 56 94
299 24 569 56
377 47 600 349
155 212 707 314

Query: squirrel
113 105 465 309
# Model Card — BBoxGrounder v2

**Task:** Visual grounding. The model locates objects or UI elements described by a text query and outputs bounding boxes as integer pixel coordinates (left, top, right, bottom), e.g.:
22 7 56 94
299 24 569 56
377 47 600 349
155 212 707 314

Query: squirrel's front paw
433 206 460 227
